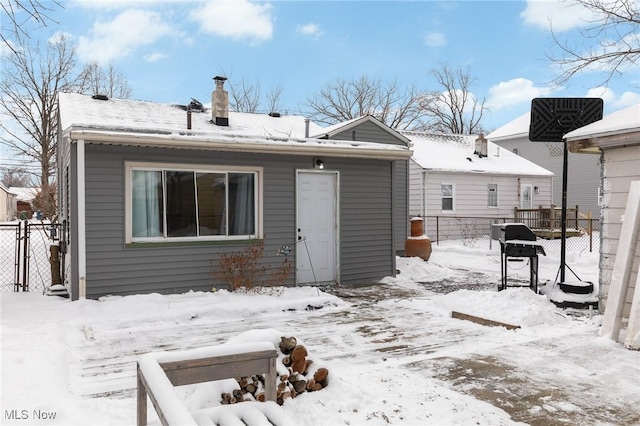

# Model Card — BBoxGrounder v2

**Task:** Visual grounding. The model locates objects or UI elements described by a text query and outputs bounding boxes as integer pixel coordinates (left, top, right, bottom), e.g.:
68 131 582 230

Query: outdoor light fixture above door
313 158 324 169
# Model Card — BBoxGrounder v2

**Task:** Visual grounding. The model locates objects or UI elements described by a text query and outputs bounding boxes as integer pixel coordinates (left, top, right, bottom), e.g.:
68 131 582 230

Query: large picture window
127 163 261 242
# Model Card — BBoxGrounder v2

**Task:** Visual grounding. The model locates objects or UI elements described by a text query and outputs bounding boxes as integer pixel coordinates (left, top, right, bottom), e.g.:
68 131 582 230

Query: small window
127 162 261 243
441 184 454 211
488 184 498 208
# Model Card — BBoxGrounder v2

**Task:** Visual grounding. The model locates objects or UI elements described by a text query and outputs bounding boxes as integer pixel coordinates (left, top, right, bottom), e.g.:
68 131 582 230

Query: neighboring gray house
0 183 17 221
488 112 601 218
56 83 411 300
403 131 553 236
565 103 640 338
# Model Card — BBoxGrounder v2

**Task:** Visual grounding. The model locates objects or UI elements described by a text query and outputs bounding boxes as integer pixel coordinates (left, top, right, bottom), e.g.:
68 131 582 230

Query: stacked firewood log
221 336 329 406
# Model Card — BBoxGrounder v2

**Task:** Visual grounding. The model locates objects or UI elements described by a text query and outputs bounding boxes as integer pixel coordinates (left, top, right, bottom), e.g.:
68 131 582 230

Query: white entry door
520 183 533 209
296 171 338 284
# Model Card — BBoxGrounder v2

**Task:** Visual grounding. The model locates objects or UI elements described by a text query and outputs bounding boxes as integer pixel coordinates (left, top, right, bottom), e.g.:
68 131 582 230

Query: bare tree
419 64 486 134
1 167 31 187
304 75 425 129
77 61 132 99
0 33 79 200
228 76 261 113
1 31 132 216
548 0 639 86
1 0 61 51
265 82 284 114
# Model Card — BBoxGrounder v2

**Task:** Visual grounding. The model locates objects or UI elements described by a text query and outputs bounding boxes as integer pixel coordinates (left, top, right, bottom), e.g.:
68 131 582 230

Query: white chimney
212 76 229 126
474 134 488 158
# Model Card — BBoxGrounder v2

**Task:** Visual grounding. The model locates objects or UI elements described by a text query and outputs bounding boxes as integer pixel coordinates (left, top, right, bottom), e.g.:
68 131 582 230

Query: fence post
436 216 440 246
13 224 22 291
22 221 29 291
589 218 593 253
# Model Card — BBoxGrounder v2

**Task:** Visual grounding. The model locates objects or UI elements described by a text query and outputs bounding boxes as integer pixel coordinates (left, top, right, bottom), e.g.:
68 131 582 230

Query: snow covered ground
1 238 638 425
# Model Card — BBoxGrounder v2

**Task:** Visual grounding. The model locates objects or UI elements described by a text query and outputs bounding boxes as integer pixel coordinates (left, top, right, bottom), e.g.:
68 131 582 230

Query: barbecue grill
499 223 546 292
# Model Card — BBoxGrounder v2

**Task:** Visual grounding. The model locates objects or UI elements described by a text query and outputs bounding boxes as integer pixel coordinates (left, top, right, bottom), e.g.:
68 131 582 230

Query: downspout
422 170 428 234
77 139 86 299
391 160 397 274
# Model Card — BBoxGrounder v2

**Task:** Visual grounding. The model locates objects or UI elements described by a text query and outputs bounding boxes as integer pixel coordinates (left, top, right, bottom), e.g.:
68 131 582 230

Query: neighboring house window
126 163 262 242
487 184 498 208
441 184 454 211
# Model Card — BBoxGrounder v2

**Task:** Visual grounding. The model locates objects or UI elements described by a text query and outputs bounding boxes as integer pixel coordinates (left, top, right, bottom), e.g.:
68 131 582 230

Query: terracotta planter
405 217 432 261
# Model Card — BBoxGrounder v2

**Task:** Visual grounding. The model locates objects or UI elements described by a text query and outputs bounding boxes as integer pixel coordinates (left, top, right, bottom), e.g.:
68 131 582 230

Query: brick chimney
474 134 488 157
212 76 229 126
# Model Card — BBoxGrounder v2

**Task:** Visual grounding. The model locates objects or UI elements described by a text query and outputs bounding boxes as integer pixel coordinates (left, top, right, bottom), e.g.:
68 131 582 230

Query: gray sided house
310 116 412 253
57 87 411 300
566 103 640 325
403 131 553 237
488 112 601 218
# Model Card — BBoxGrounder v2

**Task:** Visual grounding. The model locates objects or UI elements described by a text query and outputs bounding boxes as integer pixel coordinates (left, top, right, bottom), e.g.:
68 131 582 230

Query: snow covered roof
564 103 640 140
403 131 553 176
57 93 411 160
0 183 16 195
8 187 38 202
486 112 530 141
310 115 411 144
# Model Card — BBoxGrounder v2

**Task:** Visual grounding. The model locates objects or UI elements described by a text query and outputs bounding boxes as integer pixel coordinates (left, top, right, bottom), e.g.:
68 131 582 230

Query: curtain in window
132 170 163 237
229 173 255 235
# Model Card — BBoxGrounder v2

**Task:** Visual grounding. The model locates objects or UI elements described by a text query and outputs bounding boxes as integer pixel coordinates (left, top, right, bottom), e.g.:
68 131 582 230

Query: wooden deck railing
514 206 580 230
137 342 280 426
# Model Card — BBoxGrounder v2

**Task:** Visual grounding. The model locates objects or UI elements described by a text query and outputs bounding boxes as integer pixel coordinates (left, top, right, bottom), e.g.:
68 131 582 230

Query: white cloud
585 87 640 109
520 0 595 32
296 23 323 38
77 9 176 62
69 0 165 10
487 78 557 110
190 0 273 44
144 52 168 62
423 32 446 48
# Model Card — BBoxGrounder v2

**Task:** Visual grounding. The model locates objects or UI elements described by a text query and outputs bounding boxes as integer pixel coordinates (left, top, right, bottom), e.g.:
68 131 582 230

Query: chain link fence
423 216 600 253
0 221 64 294
0 223 21 292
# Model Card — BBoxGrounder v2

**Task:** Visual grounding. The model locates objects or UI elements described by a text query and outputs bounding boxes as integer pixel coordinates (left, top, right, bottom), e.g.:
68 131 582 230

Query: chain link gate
0 221 64 294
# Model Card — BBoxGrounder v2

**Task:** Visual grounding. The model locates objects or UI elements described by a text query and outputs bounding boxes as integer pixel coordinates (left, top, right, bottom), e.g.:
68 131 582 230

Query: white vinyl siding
409 170 553 219
492 135 601 216
599 145 640 318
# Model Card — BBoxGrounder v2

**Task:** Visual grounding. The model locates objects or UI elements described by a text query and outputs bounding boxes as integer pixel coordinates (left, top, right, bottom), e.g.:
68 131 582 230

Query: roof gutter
66 128 413 160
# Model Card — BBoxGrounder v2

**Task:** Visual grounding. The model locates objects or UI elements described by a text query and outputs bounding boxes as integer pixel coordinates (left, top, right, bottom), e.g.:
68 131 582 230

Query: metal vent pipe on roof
304 118 310 138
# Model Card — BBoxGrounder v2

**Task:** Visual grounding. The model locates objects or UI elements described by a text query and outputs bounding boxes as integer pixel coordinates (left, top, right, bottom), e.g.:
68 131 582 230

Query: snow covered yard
1 238 639 425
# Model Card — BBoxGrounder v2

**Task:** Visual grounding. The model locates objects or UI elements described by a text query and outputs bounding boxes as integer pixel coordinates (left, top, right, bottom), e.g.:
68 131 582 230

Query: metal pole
560 141 568 283
22 220 29 291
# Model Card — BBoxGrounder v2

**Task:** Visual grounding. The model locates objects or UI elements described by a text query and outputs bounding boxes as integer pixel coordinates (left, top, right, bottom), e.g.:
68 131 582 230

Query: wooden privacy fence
137 342 293 426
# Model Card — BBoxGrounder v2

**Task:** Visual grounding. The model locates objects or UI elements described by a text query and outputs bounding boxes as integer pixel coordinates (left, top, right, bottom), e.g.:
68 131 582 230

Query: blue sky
5 0 640 133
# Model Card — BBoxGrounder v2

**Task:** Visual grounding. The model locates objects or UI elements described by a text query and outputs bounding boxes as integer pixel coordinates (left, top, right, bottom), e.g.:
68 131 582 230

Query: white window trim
125 161 263 243
441 183 455 213
487 183 498 208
